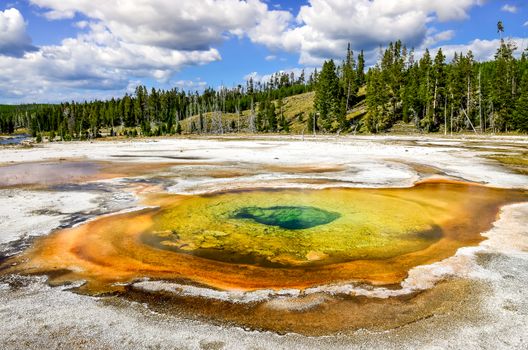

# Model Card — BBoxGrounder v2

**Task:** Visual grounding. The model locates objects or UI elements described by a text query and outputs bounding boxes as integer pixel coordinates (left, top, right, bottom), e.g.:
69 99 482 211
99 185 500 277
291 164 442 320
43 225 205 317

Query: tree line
311 22 528 133
361 38 528 133
0 70 315 139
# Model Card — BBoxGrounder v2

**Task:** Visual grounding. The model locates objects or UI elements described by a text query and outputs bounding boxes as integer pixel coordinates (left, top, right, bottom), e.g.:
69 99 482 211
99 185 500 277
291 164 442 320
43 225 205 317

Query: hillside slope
181 89 367 134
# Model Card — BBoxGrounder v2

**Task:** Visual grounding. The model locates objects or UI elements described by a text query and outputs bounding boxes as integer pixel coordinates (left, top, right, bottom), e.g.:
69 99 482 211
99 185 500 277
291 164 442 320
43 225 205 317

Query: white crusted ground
0 189 99 246
0 135 526 189
0 135 527 349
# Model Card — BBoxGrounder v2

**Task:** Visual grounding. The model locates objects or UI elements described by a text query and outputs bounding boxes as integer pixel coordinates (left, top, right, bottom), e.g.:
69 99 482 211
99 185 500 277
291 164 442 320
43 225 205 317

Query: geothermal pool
0 136 527 347
6 180 526 296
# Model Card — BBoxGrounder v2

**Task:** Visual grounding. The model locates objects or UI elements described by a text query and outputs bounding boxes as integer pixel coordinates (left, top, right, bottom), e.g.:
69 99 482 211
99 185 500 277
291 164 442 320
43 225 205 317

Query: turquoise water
232 205 341 230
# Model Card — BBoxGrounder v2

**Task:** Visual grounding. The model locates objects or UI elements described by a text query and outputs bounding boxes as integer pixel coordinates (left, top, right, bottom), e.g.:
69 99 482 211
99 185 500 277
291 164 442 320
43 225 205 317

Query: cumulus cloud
0 19 221 103
30 0 292 51
247 7 294 50
247 0 483 65
0 0 490 102
424 37 528 63
172 79 208 92
423 29 456 48
30 0 482 67
0 8 37 57
0 11 221 101
501 4 518 14
1 1 291 102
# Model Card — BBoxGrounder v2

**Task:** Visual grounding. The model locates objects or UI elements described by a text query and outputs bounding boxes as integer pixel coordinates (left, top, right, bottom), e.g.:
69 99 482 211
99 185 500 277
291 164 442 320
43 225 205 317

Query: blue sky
1 0 527 103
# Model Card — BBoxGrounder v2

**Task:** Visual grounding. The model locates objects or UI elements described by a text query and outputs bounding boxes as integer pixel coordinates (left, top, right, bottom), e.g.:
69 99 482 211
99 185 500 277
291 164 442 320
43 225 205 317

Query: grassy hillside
180 90 369 134
180 92 315 134
279 92 315 133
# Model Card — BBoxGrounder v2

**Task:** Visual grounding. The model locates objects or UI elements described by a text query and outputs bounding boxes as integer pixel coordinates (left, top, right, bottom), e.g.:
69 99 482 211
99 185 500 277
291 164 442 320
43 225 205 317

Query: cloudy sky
1 0 527 103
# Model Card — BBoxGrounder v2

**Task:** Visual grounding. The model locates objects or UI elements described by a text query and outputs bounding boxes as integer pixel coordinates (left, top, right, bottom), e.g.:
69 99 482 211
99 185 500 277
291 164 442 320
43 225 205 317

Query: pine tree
418 49 434 130
364 65 391 132
402 50 419 123
492 39 517 130
342 43 358 110
513 70 528 131
357 50 366 86
427 48 447 131
199 111 204 133
267 100 277 132
497 21 504 39
314 60 344 131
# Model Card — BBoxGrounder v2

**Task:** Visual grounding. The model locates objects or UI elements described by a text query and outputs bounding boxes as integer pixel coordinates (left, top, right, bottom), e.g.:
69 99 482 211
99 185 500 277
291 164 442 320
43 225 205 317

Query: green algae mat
143 181 526 268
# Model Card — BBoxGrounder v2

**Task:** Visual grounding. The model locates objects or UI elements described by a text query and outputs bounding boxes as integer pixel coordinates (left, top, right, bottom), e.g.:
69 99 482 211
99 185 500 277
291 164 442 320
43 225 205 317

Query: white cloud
423 29 456 47
501 4 518 14
248 0 483 65
75 20 89 29
0 0 491 102
172 79 208 91
0 20 220 103
247 7 294 50
265 55 277 61
1 1 291 102
30 0 292 51
29 0 484 67
0 8 37 57
425 37 528 63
